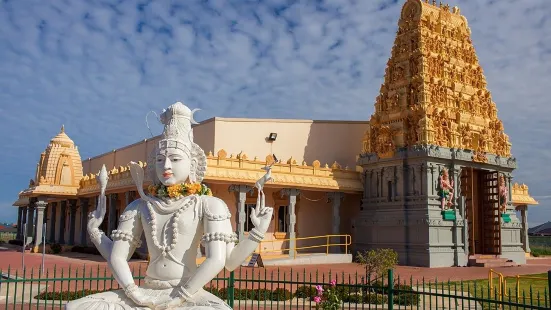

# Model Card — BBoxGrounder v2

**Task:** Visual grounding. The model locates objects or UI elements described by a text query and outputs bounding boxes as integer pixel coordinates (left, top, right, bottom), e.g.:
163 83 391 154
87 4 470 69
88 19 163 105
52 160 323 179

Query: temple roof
50 125 75 148
362 0 512 162
512 182 539 206
17 126 83 199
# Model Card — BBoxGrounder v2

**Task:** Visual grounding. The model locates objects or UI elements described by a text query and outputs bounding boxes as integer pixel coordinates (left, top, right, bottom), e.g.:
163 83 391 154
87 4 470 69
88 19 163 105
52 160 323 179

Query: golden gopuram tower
355 0 523 268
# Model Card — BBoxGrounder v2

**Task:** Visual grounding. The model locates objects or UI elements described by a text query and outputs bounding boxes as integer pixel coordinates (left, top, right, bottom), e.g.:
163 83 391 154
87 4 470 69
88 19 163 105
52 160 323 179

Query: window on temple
244 203 256 232
277 205 289 233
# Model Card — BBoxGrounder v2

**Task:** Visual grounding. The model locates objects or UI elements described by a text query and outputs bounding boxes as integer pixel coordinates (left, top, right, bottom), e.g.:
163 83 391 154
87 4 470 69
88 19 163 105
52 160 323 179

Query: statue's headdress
146 102 207 184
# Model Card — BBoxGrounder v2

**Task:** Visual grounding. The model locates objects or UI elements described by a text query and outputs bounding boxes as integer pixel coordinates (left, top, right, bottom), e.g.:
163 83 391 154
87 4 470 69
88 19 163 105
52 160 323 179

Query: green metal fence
0 265 549 309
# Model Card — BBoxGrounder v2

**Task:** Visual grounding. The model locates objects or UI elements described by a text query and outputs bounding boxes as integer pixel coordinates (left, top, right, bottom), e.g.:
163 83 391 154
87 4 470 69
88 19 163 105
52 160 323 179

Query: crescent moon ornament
190 108 201 125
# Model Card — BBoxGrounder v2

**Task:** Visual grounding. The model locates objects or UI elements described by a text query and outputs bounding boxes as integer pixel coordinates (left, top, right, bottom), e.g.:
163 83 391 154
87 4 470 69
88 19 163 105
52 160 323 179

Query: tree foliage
354 248 398 278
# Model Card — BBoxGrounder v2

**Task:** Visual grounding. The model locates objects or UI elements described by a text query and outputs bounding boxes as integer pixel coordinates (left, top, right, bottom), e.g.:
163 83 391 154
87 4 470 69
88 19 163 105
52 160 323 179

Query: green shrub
205 287 292 301
271 288 293 301
394 291 420 306
295 285 317 299
364 293 388 304
531 246 551 257
71 245 100 255
335 285 362 300
50 243 62 254
354 248 398 278
343 293 362 303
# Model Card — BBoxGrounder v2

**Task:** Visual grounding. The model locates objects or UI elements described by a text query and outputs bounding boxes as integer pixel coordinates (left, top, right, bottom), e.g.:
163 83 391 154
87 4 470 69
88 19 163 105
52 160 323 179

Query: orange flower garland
147 182 212 199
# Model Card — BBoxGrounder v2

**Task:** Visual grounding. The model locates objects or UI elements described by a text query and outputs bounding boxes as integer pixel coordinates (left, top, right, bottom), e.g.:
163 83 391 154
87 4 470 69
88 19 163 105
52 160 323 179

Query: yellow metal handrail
488 269 548 302
488 269 505 299
257 234 352 258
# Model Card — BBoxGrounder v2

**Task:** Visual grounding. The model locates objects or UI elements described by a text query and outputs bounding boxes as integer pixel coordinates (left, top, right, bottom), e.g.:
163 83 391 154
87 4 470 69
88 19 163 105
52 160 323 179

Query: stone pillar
228 185 254 241
59 201 67 244
506 173 513 211
326 192 345 253
16 207 24 240
363 169 371 199
282 188 300 258
49 202 57 242
519 205 530 253
33 201 47 253
20 206 28 240
68 200 78 245
26 204 35 240
79 198 90 245
108 193 118 234
452 165 462 209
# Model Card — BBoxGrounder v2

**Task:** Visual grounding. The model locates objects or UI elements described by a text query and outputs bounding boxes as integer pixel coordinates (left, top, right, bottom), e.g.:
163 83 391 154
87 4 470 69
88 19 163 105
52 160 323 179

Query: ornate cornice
512 183 538 206
76 150 363 195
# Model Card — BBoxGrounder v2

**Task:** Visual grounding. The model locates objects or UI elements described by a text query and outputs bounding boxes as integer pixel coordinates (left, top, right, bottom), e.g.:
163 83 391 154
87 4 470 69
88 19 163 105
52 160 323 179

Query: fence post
388 269 394 310
228 271 235 308
548 270 551 307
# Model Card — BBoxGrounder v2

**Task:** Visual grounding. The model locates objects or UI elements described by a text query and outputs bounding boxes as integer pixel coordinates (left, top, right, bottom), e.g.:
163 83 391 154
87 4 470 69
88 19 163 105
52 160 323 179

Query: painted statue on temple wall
499 174 508 213
437 168 454 210
66 102 274 310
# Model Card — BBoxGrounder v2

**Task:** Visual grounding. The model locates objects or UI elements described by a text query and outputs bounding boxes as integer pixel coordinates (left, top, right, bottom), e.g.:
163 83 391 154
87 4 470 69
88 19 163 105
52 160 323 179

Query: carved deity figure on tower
498 174 508 213
437 168 454 210
66 102 273 310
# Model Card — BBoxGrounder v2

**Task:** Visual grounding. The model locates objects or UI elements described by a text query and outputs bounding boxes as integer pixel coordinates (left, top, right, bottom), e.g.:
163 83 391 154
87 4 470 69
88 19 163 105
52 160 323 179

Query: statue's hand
124 284 157 308
153 297 184 310
250 204 273 233
87 195 106 232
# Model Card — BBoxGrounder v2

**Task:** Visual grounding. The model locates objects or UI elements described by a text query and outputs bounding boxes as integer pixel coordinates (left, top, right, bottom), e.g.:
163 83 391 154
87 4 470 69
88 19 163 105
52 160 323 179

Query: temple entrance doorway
460 168 501 255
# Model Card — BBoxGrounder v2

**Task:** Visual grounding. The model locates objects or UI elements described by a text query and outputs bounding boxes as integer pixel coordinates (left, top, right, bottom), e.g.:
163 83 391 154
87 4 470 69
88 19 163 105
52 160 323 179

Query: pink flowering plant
313 280 340 310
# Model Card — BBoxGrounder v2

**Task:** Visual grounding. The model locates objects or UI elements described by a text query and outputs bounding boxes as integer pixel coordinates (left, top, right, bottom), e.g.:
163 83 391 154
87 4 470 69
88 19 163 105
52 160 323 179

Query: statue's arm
88 196 140 262
109 200 144 290
176 197 235 299
226 192 272 271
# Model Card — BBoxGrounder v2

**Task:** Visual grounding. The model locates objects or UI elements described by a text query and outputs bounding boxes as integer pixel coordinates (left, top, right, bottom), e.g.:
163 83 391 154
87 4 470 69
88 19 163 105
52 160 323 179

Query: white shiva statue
66 102 273 310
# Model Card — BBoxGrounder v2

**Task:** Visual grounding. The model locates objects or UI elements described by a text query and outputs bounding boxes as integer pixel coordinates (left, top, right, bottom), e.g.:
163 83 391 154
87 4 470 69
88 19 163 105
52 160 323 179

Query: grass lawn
531 245 551 257
444 273 550 308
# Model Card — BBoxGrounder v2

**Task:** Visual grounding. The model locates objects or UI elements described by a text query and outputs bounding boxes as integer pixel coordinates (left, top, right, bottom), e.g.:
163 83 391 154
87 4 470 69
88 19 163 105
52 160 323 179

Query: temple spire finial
61 124 65 133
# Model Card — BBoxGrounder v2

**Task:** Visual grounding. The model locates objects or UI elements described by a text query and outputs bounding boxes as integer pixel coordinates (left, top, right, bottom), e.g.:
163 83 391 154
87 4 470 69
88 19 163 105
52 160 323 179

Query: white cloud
0 0 550 225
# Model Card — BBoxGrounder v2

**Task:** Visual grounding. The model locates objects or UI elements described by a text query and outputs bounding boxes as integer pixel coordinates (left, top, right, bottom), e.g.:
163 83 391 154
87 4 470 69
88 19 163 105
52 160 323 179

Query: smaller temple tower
356 0 523 267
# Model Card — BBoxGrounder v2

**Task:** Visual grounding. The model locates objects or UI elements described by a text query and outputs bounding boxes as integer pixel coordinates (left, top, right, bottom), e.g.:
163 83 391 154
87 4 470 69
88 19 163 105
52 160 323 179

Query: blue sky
0 0 550 226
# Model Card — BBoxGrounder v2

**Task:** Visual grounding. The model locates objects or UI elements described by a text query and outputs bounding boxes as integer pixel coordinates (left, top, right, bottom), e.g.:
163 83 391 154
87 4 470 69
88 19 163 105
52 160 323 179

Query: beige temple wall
193 119 216 154
211 118 368 168
81 118 368 175
294 192 361 253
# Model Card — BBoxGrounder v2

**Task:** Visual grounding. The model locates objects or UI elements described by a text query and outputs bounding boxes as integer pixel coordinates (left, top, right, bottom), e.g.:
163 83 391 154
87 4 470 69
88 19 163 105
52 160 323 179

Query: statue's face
155 147 191 186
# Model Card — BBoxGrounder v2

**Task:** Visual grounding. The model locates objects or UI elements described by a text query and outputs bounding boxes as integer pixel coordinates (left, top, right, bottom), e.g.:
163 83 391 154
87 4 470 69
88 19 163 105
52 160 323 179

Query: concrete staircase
468 255 519 267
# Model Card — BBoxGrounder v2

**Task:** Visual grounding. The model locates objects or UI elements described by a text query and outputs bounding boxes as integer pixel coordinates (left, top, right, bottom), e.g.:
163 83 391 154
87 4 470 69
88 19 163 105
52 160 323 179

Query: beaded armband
89 228 104 244
201 232 238 244
248 228 265 243
111 230 143 248
203 204 231 221
123 283 139 297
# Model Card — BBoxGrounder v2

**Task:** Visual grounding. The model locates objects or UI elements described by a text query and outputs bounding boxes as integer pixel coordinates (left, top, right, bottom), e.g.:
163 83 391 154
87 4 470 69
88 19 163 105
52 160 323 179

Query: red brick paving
2 245 551 289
